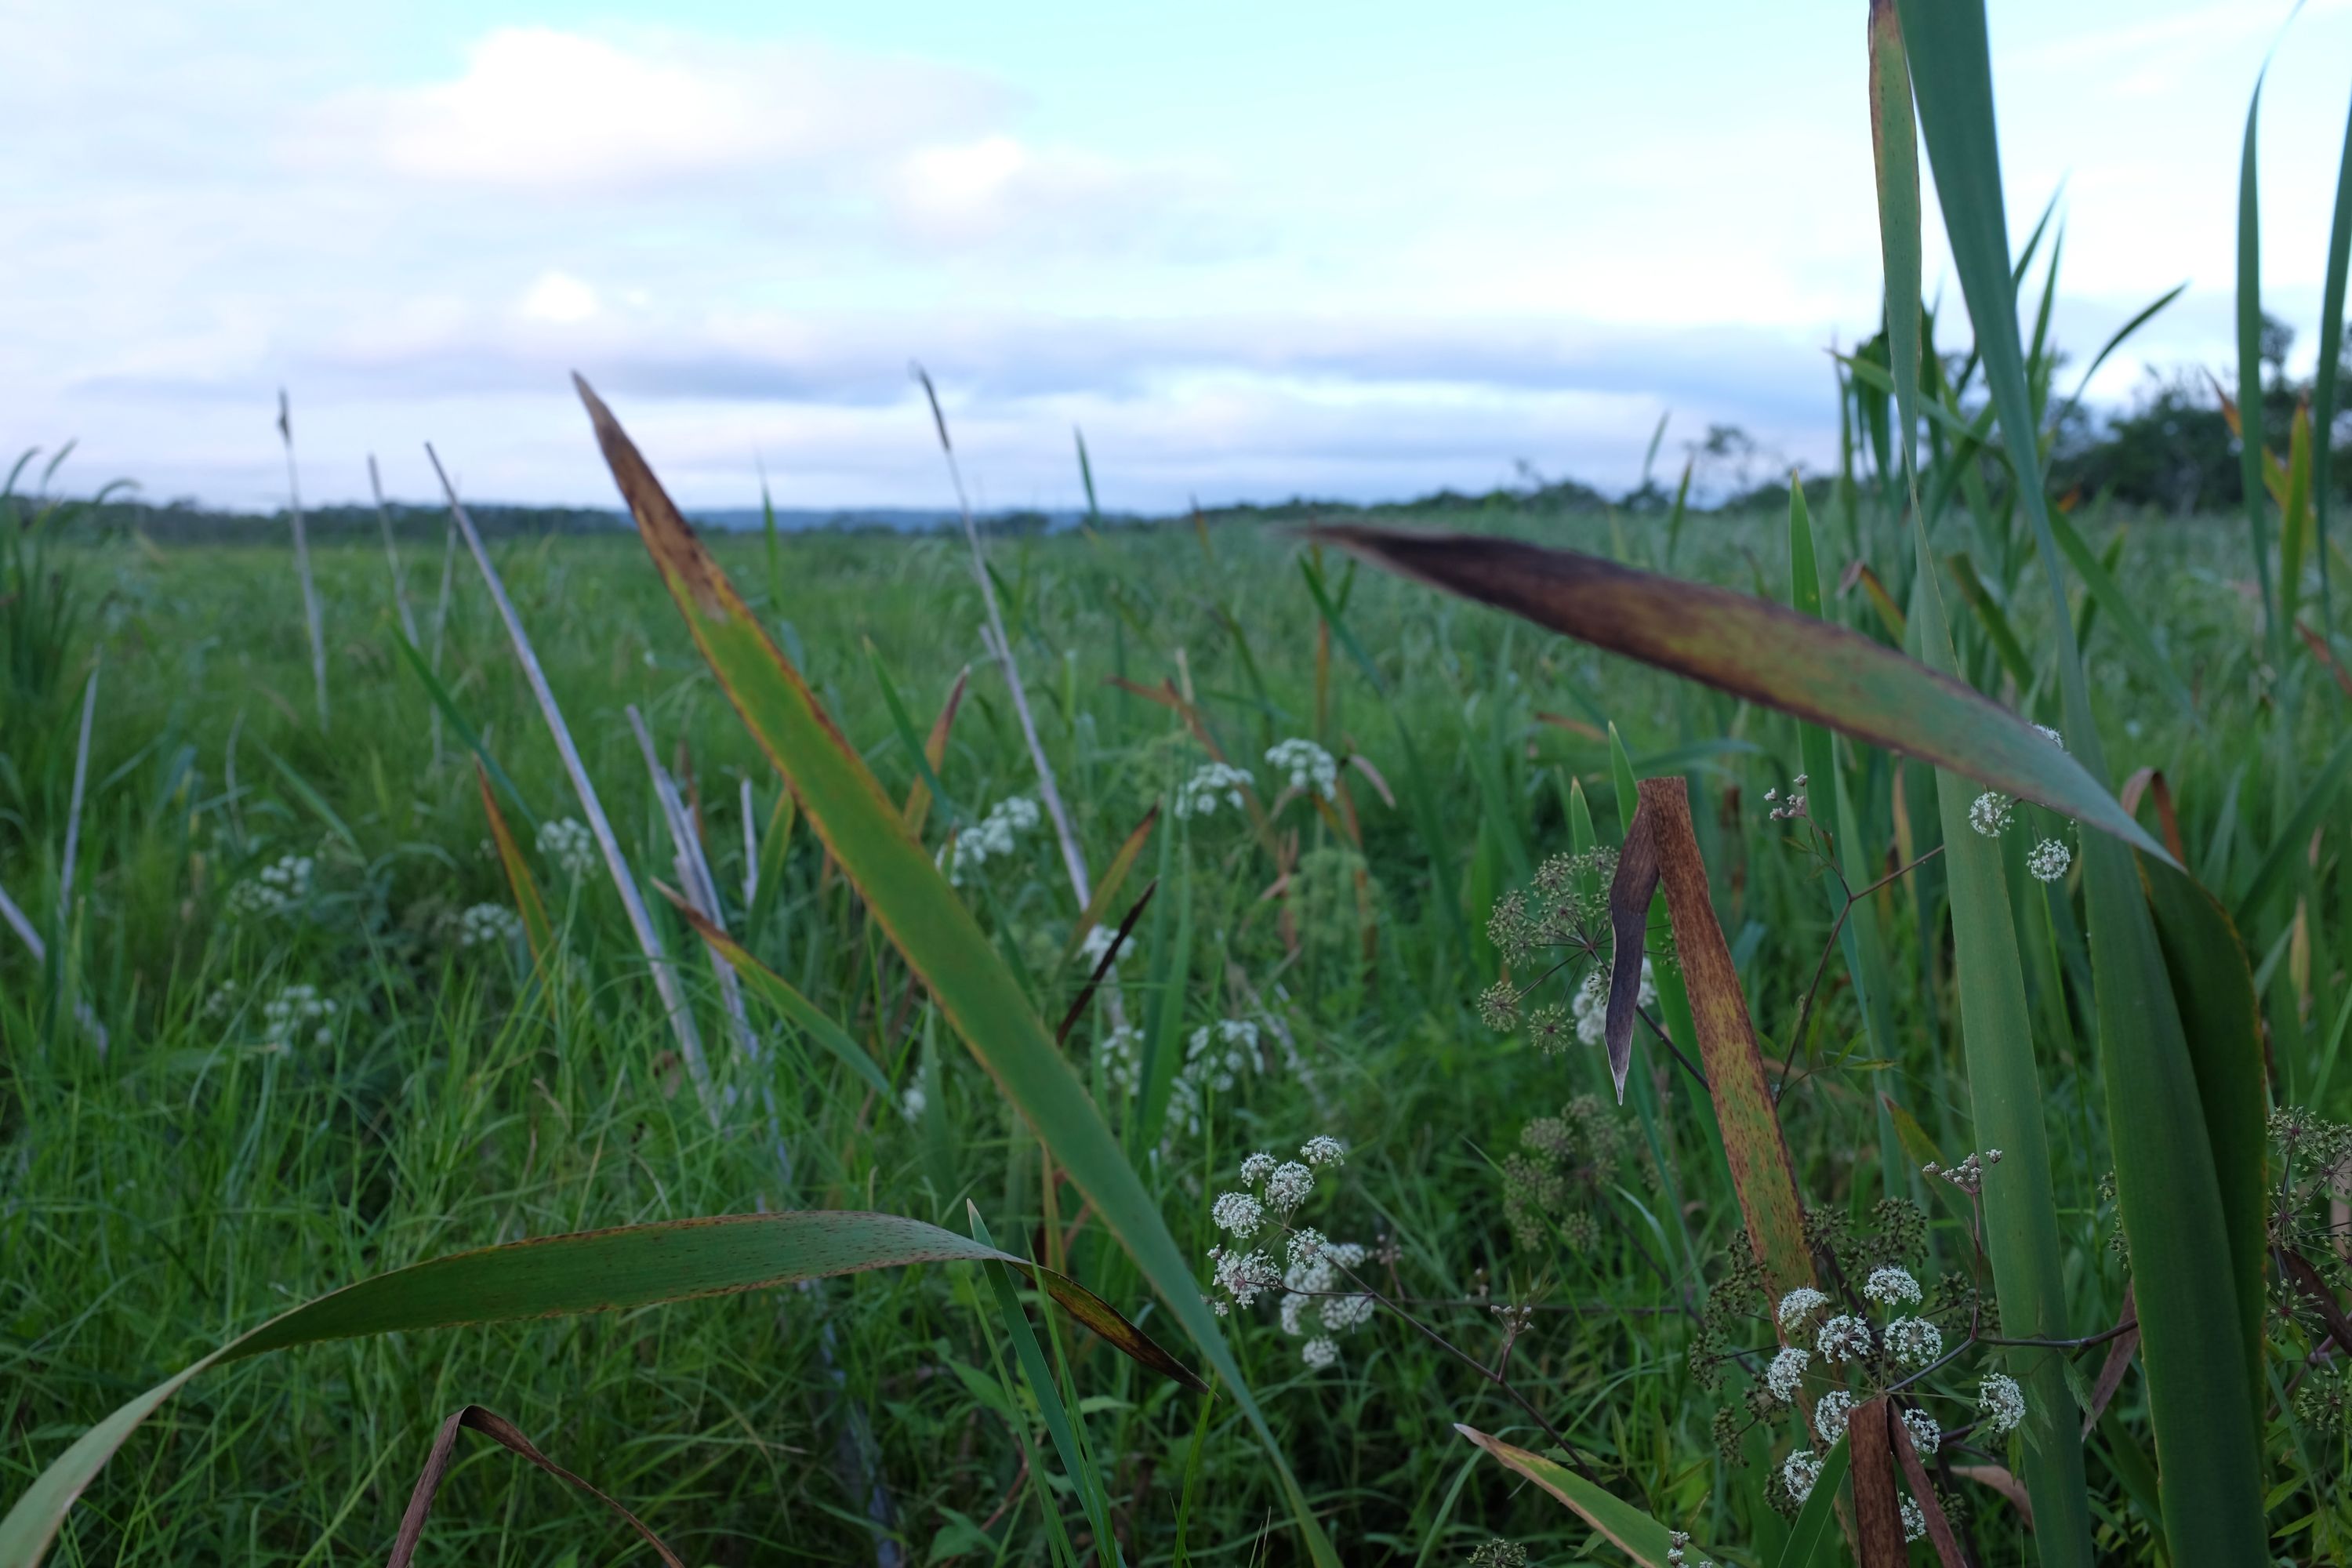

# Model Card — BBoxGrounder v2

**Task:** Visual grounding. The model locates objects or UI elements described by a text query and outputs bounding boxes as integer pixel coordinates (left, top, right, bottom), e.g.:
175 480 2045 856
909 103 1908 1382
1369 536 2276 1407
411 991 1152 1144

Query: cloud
307 27 1005 192
519 271 600 325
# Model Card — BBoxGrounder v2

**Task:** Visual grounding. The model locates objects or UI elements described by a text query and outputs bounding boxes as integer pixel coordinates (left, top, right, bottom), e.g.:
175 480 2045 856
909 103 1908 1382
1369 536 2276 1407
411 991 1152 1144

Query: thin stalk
911 365 1094 910
276 390 329 729
58 659 97 927
426 442 717 1126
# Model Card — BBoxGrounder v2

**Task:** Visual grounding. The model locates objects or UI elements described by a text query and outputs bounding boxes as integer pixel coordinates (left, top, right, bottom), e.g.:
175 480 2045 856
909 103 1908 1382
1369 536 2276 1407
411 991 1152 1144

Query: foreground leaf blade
0 1210 1197 1568
1453 1425 1702 1568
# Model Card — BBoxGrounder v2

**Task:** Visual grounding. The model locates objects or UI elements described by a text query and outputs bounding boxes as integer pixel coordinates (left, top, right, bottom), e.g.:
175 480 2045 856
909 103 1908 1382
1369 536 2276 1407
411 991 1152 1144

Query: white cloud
310 27 1004 192
519 271 600 325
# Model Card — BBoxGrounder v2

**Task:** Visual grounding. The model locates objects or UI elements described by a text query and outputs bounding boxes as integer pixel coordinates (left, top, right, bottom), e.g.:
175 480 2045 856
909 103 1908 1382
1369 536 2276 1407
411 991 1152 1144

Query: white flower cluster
536 818 597 877
1571 956 1657 1047
1264 738 1338 800
261 984 338 1047
2026 838 2072 883
1279 1232 1373 1370
1813 1388 1854 1443
1077 924 1130 974
1900 1406 1941 1458
1816 1312 1875 1363
1094 1025 1145 1100
1968 791 2013 837
898 1085 927 1124
1765 772 1810 822
1774 1286 1831 1334
230 854 314 919
1782 1449 1823 1506
1885 1316 1942 1366
456 902 522 949
1864 1265 1922 1308
1206 1140 1373 1368
1978 1372 2027 1435
1174 761 1252 819
1765 1346 1809 1403
1167 1019 1259 1134
944 796 1040 885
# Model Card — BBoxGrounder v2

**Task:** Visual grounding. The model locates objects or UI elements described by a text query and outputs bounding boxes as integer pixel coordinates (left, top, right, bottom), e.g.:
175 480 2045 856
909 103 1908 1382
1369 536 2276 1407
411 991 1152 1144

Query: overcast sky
9 0 2351 514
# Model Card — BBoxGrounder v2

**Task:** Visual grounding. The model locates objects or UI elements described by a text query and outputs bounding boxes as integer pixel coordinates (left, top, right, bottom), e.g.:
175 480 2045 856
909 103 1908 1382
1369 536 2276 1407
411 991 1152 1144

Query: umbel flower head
1968 791 2013 837
2027 838 2073 883
1978 1372 2027 1435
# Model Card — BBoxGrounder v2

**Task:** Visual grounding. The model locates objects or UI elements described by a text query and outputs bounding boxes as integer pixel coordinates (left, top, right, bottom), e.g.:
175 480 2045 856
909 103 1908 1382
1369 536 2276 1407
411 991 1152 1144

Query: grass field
9 6 2352 1563
4 464 2347 1566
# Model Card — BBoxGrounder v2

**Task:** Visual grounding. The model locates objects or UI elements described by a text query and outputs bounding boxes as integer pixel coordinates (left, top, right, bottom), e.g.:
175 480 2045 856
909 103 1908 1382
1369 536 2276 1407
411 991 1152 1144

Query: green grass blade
662 895 892 1097
2234 723 2352 924
2047 510 2198 724
2237 79 2278 648
1312 524 2166 862
0 1211 1196 1568
574 378 1337 1566
1454 1425 1705 1568
477 760 555 967
1894 5 2267 1559
394 630 539 832
1771 1436 1850 1568
2318 89 2352 630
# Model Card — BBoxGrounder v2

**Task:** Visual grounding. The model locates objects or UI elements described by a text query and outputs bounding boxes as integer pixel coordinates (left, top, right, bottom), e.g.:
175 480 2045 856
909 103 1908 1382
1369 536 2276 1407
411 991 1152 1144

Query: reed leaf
1452 1425 1704 1568
0 1210 1197 1568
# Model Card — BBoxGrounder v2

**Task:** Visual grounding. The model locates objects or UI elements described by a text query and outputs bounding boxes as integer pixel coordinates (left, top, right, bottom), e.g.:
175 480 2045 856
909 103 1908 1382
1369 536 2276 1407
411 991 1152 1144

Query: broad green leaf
1310 525 2168 863
1871 6 2095 1557
1453 1425 1705 1568
1894 3 2267 1558
574 378 1337 1566
2143 858 2270 1424
1771 1436 1850 1568
0 1210 1197 1568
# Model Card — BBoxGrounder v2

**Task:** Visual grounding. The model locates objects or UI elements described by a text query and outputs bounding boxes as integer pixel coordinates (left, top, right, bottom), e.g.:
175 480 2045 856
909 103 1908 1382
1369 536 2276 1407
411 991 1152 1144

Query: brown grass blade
2118 768 2187 866
902 664 970 837
387 1405 683 1568
1848 1396 1909 1567
1889 1399 1967 1567
476 760 555 968
2082 1284 2140 1436
1617 777 1815 1302
1310 524 2168 861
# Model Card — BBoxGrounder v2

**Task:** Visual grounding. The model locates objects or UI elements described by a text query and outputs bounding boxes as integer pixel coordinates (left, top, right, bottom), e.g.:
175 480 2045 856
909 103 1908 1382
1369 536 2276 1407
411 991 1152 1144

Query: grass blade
1612 778 1815 1302
393 630 538 831
2317 86 2352 630
1312 524 2165 861
2047 510 2198 724
477 760 554 967
0 1210 1198 1568
659 891 891 1098
902 665 970 837
387 1406 681 1568
2235 723 2352 923
2237 78 2278 649
1452 1425 1705 1568
1772 1436 1850 1568
574 377 1337 1566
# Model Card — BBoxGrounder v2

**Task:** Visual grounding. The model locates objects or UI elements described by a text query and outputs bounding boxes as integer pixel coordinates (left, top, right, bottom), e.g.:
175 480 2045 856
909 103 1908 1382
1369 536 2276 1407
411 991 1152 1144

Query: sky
8 0 2352 514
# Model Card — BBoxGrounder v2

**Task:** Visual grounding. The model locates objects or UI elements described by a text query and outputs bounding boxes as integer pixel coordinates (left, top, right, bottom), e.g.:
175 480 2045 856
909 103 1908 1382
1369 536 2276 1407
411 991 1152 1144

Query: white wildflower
898 1085 927 1123
1900 1497 1926 1543
1286 1229 1327 1268
1265 738 1339 800
1095 1025 1144 1099
1319 1291 1376 1331
1764 1347 1809 1403
1300 1336 1339 1370
1816 1313 1874 1363
1886 1316 1943 1366
1813 1388 1854 1444
2027 838 2072 883
536 818 597 877
1241 1150 1279 1185
1263 1160 1315 1214
1900 1406 1940 1458
1968 791 2013 837
1077 923 1129 973
259 983 337 1047
1174 761 1252 819
1570 958 1654 1047
1279 1290 1312 1336
1210 1247 1276 1308
230 853 315 918
1775 1287 1831 1334
1782 1449 1824 1507
1211 1192 1266 1238
456 902 522 949
1977 1372 2026 1436
1300 1134 1347 1167
1864 1265 1922 1308
944 796 1040 885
